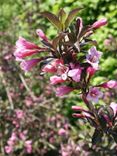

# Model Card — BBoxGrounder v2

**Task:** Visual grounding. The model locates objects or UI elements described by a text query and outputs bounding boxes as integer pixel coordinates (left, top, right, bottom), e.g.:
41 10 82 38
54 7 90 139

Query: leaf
41 11 62 30
106 106 114 120
111 131 117 143
80 39 97 46
76 17 83 37
39 58 54 70
41 40 53 48
52 33 65 50
58 8 67 24
65 8 83 28
79 25 92 38
98 115 107 130
92 129 103 145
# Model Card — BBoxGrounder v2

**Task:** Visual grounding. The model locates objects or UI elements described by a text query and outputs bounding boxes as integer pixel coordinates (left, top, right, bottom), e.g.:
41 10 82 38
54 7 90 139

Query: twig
19 73 36 100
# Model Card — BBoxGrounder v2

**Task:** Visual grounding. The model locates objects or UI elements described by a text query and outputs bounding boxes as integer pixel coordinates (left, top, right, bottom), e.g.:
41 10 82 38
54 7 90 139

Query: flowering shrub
14 8 117 148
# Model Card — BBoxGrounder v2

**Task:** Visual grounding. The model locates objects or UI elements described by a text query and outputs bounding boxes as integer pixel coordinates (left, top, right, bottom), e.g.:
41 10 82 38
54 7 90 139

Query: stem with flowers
14 8 117 144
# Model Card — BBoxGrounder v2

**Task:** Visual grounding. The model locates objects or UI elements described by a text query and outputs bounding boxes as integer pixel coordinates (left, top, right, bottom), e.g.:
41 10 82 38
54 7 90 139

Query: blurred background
0 0 117 155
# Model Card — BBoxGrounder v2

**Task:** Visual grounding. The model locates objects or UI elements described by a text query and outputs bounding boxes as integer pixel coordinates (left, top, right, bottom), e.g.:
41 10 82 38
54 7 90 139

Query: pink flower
72 106 85 111
73 112 91 120
25 140 32 154
14 37 46 59
87 87 103 103
9 132 17 142
87 67 96 78
55 86 74 96
98 80 117 89
51 59 64 67
36 29 48 41
19 131 27 140
68 66 81 82
16 37 38 49
42 59 63 73
49 137 55 143
58 128 67 136
50 75 65 85
42 64 57 73
15 109 25 119
7 139 16 147
104 39 111 46
20 58 42 71
110 102 117 117
12 120 19 128
24 96 34 107
92 18 107 29
5 146 13 154
86 46 102 69
72 106 92 119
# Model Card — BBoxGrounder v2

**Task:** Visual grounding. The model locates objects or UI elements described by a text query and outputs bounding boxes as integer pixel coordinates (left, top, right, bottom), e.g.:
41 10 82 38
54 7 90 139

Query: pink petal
55 86 74 96
16 37 39 49
36 29 48 41
92 18 107 29
99 80 117 89
50 75 64 85
20 58 42 71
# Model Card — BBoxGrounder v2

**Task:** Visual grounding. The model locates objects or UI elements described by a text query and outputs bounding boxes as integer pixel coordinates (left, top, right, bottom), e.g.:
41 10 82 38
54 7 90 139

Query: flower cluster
14 8 117 144
5 131 32 154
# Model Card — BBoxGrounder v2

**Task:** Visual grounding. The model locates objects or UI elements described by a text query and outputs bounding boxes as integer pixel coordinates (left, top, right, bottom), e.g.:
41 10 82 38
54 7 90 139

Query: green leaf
65 8 83 28
41 11 62 30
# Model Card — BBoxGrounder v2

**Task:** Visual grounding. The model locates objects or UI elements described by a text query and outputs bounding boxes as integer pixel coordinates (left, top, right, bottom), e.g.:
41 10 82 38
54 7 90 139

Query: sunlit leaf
41 11 62 30
65 8 83 28
58 8 67 27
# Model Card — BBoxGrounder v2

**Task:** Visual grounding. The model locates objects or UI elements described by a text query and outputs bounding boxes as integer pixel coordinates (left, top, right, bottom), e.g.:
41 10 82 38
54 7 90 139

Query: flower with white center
86 46 102 69
87 87 103 103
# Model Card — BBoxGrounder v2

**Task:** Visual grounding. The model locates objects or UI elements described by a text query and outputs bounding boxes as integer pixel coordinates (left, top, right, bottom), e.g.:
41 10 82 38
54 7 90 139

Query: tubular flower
36 29 48 41
14 37 47 60
42 59 64 73
50 75 65 85
87 87 103 103
20 58 42 72
72 106 93 120
92 18 107 29
98 80 117 89
68 65 82 82
42 64 57 73
86 46 102 69
86 67 96 81
55 86 74 96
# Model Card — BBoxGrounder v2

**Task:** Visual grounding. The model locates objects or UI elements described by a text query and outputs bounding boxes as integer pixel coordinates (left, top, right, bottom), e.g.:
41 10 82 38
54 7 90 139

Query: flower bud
92 18 107 29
